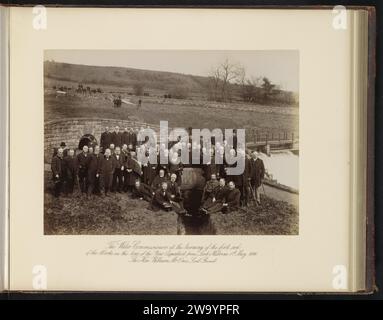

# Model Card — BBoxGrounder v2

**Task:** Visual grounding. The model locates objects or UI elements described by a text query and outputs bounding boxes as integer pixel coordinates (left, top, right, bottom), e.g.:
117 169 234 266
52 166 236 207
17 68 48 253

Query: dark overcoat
249 158 265 188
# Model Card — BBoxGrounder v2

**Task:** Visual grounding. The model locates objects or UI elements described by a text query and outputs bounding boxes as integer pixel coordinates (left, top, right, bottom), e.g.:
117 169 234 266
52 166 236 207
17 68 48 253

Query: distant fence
245 128 298 153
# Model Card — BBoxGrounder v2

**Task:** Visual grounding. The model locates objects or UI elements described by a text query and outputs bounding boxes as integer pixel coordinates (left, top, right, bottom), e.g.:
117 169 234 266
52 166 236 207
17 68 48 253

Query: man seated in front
201 173 220 203
168 173 186 212
132 180 154 202
151 169 168 191
168 173 182 202
222 181 241 214
152 181 185 214
200 178 227 215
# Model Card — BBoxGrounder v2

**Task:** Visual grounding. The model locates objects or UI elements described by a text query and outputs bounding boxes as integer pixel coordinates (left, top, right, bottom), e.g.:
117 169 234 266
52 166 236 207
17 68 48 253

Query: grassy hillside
44 60 210 99
44 61 298 105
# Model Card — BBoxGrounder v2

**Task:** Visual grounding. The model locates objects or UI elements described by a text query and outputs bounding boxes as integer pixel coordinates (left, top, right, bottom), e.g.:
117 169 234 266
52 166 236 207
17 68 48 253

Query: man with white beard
249 151 265 205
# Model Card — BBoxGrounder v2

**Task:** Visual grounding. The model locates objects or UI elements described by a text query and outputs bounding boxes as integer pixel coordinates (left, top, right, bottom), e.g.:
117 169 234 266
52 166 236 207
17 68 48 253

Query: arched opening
178 167 215 235
78 134 98 150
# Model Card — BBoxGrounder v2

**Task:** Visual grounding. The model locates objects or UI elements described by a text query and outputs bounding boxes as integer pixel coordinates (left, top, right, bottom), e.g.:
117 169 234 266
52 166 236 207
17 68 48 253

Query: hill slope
44 61 210 97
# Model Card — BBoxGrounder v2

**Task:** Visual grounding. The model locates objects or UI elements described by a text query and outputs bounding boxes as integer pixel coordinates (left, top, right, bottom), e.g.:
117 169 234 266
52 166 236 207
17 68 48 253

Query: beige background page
10 8 352 291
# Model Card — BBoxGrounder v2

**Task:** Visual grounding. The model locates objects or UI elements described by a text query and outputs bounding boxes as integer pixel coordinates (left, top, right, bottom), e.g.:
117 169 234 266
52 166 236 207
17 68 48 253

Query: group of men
50 126 265 215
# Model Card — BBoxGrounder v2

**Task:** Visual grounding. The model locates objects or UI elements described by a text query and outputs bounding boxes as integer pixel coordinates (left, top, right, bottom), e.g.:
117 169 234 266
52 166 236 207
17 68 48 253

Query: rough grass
44 177 178 235
44 174 298 235
209 195 299 235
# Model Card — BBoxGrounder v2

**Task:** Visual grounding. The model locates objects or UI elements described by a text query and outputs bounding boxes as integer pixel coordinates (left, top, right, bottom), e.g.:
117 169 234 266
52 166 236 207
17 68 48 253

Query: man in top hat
60 142 68 157
53 142 68 158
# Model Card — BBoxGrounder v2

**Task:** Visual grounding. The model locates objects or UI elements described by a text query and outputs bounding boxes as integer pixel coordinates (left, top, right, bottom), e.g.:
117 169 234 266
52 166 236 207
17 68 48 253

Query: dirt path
262 184 298 209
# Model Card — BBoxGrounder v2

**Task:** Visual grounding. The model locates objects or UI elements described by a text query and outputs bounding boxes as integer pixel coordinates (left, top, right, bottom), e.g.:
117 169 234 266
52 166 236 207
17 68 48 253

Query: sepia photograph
44 50 299 235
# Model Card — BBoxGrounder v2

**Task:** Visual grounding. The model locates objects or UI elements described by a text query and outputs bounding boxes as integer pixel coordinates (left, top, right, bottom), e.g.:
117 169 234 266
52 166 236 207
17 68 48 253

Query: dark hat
60 142 66 147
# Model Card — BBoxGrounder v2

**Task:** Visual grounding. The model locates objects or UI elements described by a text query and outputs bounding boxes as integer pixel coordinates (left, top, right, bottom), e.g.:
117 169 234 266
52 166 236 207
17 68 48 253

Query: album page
9 7 360 292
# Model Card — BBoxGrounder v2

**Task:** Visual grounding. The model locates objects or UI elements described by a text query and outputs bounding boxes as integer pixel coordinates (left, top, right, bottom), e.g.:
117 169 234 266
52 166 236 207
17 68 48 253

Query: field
44 91 298 137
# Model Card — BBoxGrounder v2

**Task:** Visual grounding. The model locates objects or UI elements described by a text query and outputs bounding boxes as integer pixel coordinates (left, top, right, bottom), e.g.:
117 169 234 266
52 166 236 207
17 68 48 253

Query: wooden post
266 143 271 156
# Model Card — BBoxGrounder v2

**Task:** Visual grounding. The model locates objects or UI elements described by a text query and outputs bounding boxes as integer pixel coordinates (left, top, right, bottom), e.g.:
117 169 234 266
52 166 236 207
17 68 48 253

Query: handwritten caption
86 240 257 263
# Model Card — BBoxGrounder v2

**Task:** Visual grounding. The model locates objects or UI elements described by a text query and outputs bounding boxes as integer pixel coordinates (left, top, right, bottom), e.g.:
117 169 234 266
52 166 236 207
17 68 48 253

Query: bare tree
208 58 244 102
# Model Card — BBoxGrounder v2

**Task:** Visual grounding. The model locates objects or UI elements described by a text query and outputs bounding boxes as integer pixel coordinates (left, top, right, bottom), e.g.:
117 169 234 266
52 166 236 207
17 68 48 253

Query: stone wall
44 118 160 163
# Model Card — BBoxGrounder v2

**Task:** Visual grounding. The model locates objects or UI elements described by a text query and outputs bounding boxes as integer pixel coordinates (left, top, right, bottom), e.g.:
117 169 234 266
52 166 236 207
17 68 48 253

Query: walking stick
249 184 257 201
76 177 81 194
248 183 256 202
262 182 266 196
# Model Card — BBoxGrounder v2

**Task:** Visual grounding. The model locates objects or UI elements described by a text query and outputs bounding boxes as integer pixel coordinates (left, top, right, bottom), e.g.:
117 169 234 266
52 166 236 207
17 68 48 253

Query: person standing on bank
142 149 158 186
87 145 103 197
112 126 123 148
77 145 91 194
63 148 78 195
122 128 130 147
112 146 124 193
100 126 112 153
51 147 64 197
249 151 265 205
60 142 68 157
100 148 115 196
124 151 142 193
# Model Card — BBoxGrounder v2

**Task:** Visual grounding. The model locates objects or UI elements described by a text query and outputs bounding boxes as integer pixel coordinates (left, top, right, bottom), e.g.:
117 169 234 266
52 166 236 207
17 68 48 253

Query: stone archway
78 134 98 150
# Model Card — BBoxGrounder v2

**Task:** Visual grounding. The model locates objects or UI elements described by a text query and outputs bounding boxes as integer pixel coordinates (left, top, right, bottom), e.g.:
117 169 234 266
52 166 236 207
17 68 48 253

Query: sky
45 50 299 92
